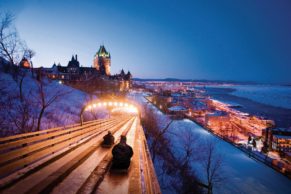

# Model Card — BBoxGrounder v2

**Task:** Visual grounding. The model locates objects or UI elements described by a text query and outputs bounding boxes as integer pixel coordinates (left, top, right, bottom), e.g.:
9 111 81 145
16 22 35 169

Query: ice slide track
0 117 131 191
0 117 126 178
83 117 161 194
0 116 161 194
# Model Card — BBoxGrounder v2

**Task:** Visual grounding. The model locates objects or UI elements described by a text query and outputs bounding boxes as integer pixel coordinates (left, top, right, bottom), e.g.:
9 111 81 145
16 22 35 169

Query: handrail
0 119 106 144
0 119 119 165
0 118 117 153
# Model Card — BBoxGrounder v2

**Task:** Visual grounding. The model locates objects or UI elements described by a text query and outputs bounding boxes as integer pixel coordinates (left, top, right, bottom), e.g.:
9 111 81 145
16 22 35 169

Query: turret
125 71 132 80
121 69 125 76
93 45 111 76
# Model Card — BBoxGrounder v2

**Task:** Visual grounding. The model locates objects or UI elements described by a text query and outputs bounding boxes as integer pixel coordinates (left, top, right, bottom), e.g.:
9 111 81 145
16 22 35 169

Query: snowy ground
168 119 291 194
0 70 96 136
130 91 291 194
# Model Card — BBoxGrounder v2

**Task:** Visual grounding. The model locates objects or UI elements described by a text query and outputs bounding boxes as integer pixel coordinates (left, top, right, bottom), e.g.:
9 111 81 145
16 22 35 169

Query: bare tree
8 95 36 133
0 12 34 101
13 51 33 102
179 129 201 164
16 48 35 101
35 78 72 131
150 119 173 162
168 129 206 194
0 76 36 135
141 103 174 162
24 48 35 76
0 12 25 66
201 141 224 194
0 78 8 131
141 104 204 193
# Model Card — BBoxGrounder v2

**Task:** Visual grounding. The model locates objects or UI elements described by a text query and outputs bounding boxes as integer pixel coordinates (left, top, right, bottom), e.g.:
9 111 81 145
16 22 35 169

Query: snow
191 100 208 110
40 79 88 128
131 91 291 194
232 85 291 109
211 85 291 109
168 120 291 194
215 99 242 108
168 106 187 111
0 70 92 136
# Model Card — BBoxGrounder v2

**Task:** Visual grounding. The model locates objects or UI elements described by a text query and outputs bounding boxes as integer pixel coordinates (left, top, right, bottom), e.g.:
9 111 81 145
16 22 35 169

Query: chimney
75 54 78 61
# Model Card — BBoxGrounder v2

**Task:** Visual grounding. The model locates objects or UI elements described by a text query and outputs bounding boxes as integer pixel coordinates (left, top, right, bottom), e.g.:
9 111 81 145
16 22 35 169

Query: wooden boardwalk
0 116 161 194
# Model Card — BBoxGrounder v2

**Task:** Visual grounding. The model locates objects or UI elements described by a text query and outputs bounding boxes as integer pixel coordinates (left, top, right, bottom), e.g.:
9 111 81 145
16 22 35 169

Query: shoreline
205 87 291 128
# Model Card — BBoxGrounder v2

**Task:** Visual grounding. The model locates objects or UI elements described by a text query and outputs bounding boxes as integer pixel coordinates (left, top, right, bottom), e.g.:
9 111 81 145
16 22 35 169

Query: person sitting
111 135 133 170
102 131 115 147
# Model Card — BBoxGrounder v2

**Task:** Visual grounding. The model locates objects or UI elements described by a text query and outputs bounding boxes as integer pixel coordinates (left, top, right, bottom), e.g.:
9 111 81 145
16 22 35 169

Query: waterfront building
272 135 291 152
263 128 291 152
209 98 274 138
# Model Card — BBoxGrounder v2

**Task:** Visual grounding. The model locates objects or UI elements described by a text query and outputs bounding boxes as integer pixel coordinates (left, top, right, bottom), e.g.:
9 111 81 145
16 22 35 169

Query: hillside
0 67 91 137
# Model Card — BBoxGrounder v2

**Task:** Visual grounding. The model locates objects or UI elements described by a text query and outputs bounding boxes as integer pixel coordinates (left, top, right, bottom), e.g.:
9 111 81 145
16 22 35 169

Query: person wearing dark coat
102 131 115 146
111 135 133 169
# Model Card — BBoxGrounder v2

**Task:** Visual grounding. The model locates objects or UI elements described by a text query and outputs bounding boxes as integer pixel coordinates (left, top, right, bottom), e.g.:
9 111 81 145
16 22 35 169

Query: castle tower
93 45 111 76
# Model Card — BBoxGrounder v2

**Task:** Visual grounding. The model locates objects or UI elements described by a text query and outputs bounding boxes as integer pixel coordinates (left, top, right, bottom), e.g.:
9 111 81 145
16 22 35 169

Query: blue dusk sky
1 0 291 83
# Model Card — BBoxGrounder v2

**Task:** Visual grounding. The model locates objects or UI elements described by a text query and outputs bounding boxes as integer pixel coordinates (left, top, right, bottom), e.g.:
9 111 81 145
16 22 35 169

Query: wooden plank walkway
0 116 161 194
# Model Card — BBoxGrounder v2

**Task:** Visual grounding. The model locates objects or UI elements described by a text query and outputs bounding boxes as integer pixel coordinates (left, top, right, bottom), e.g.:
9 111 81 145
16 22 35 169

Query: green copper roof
96 45 110 58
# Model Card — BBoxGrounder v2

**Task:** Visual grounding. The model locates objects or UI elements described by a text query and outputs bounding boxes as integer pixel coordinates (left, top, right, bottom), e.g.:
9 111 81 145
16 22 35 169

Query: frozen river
203 85 291 127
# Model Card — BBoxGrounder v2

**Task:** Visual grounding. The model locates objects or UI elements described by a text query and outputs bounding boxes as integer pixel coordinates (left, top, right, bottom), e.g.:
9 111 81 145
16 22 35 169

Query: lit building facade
272 135 291 152
37 45 131 91
263 128 291 152
19 58 31 68
93 45 111 76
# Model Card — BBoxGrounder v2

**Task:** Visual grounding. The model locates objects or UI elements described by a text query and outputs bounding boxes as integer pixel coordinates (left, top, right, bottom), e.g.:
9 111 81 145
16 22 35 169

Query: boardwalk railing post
80 114 83 126
80 106 86 126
